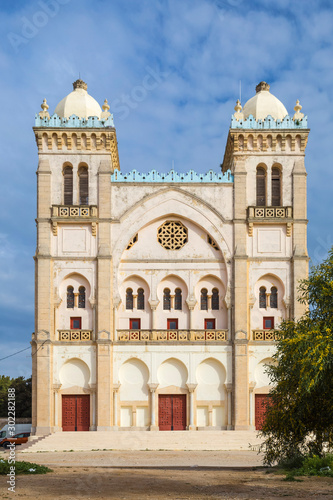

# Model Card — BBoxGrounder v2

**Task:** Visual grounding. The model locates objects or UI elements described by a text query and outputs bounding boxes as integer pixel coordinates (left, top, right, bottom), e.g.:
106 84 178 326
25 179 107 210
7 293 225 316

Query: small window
78 286 85 308
270 287 278 308
71 317 81 329
200 288 208 310
271 167 281 206
130 318 140 329
256 166 266 206
126 288 133 310
259 287 266 309
67 286 74 308
63 166 73 205
205 318 216 329
263 317 274 330
163 288 171 310
175 288 182 310
212 288 219 310
167 318 178 330
137 288 145 310
79 166 89 205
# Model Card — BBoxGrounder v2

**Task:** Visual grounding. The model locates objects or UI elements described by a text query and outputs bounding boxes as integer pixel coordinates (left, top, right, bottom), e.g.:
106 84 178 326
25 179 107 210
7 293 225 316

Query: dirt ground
1 450 332 499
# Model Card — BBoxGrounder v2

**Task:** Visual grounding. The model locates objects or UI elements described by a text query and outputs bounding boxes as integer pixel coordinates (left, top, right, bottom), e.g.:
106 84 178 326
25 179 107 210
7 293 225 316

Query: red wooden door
76 395 90 431
62 395 90 431
255 394 270 430
172 395 186 430
62 396 76 431
159 395 186 431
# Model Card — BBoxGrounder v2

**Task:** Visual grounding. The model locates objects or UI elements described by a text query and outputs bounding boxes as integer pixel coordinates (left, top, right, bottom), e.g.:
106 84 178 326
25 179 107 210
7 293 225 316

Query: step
21 431 263 453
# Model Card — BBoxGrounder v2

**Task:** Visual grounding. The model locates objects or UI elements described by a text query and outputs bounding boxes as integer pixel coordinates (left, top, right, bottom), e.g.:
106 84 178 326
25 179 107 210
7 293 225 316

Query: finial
39 98 50 119
256 81 270 93
73 79 87 91
101 98 111 120
293 99 304 121
233 99 244 121
102 99 110 112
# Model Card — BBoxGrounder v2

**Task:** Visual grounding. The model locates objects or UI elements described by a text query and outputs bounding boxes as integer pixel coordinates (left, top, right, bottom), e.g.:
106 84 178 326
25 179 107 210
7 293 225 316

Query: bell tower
32 80 120 434
222 82 309 430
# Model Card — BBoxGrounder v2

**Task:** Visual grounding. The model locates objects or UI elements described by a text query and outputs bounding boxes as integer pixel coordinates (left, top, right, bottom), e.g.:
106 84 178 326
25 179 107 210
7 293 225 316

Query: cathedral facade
32 80 309 435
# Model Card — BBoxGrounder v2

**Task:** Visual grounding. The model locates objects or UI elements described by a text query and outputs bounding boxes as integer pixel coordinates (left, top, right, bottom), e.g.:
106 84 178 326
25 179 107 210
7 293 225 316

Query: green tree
260 248 333 465
0 376 32 418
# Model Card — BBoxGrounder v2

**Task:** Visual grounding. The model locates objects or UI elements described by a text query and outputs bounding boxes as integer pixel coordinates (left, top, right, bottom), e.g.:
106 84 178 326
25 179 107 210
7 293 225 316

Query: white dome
242 82 288 120
54 80 102 119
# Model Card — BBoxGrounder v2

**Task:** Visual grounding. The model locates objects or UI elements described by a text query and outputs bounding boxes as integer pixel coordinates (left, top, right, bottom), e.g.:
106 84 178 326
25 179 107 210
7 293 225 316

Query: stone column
52 384 61 431
225 383 233 430
186 299 196 339
249 382 256 430
149 300 159 338
186 383 197 430
89 384 97 431
148 383 159 431
112 383 121 430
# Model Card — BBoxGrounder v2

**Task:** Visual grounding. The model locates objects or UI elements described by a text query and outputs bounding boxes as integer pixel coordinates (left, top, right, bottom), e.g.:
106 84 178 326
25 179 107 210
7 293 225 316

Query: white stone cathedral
32 79 309 435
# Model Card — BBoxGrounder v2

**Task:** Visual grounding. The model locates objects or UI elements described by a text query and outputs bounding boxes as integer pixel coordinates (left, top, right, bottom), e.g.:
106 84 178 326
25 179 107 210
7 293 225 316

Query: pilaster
233 158 250 429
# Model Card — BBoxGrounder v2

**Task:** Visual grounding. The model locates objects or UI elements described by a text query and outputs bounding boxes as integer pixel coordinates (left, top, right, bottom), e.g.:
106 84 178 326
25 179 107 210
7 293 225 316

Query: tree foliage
0 375 32 418
260 248 333 465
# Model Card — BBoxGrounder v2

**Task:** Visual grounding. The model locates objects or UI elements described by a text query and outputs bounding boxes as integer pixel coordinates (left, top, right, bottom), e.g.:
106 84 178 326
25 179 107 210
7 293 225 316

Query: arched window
126 288 133 310
256 166 266 206
78 286 85 308
200 288 208 310
137 288 144 310
175 288 182 310
163 288 171 310
67 286 74 308
63 166 73 205
79 166 89 205
259 287 266 309
270 287 278 308
212 288 219 310
271 167 281 206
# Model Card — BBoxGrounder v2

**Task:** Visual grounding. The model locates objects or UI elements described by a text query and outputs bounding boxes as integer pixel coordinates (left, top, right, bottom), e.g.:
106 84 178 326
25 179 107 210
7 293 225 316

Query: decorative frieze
230 113 308 130
111 168 233 183
116 329 228 342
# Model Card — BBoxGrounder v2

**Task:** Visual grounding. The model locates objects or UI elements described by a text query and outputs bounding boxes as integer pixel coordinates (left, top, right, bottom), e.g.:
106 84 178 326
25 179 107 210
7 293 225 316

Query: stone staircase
20 430 263 453
19 434 51 452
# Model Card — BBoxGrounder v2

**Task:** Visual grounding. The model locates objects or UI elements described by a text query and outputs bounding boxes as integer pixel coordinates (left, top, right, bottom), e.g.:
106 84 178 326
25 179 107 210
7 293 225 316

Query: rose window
157 221 188 250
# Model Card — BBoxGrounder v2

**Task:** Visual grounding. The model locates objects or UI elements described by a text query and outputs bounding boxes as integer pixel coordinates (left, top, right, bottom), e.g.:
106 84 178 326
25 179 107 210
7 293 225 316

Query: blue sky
1 0 333 377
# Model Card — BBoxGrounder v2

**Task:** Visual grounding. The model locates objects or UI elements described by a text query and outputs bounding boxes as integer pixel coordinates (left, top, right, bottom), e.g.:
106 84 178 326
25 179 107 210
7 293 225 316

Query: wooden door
76 395 90 431
255 394 270 430
159 395 173 430
159 395 186 431
172 395 186 430
62 395 90 431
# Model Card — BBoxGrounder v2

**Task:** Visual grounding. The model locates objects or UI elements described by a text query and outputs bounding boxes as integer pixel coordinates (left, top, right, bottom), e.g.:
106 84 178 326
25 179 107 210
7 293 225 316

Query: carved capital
186 383 197 393
148 383 159 393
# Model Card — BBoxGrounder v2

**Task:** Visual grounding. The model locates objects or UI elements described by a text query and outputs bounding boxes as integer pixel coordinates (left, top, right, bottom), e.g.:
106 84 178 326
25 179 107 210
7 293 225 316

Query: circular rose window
157 221 188 250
